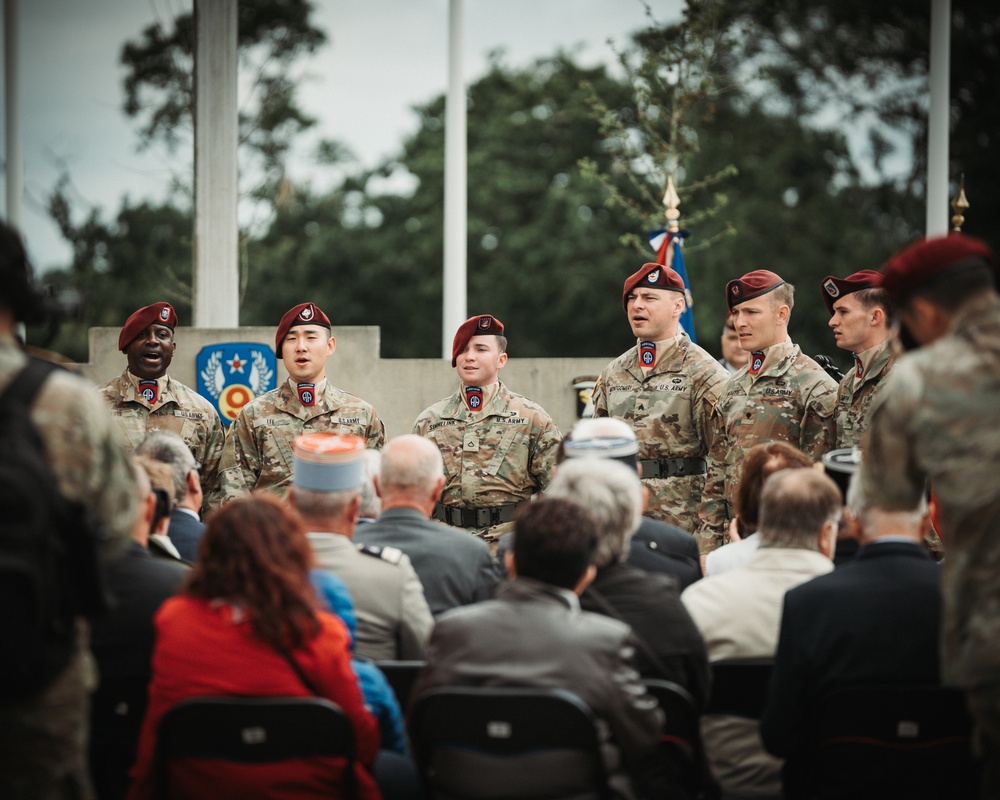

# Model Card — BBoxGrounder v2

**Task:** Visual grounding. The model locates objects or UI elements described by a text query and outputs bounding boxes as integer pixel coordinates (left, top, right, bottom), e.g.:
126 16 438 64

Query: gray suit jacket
412 578 662 799
354 506 499 615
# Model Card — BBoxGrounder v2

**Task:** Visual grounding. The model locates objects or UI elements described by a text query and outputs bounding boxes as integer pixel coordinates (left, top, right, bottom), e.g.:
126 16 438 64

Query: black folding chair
705 658 774 719
785 683 980 800
372 659 425 710
643 679 719 800
154 696 357 800
410 686 614 800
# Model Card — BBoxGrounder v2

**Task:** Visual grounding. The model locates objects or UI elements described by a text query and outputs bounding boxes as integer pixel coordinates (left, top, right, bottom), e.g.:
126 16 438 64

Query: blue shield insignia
197 343 277 427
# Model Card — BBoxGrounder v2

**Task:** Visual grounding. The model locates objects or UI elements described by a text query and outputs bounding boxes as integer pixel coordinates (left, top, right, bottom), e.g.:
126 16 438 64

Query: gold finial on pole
664 176 681 234
951 174 969 232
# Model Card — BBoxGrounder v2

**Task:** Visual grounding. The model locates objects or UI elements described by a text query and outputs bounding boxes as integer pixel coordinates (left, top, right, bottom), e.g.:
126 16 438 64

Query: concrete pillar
925 0 951 237
442 0 467 357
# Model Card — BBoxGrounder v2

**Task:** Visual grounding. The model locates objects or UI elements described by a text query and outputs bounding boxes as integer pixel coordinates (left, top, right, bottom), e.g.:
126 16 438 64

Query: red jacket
127 596 381 800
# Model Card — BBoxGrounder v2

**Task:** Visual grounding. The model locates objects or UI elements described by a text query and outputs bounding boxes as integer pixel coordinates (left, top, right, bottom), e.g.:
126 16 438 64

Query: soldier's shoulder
500 386 554 418
170 378 220 411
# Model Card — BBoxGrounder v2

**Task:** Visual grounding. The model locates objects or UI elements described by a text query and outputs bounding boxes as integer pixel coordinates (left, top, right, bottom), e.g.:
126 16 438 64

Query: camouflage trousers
0 620 96 800
965 683 1000 799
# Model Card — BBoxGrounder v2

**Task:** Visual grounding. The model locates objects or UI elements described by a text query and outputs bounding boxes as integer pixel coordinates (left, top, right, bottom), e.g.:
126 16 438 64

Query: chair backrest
705 658 774 719
372 659 425 710
410 686 614 800
155 696 356 800
642 679 719 800
796 683 980 800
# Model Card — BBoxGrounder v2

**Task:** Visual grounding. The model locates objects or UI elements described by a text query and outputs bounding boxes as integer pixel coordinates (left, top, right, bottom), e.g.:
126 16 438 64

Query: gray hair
136 429 197 502
379 435 445 493
545 458 642 568
358 450 382 519
846 470 927 533
290 486 359 521
758 468 841 550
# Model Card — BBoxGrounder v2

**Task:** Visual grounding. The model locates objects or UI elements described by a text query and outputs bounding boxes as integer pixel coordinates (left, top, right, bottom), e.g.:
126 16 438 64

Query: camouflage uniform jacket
212 379 385 505
591 336 729 534
97 368 225 500
834 339 894 450
412 382 562 540
699 341 837 554
861 293 1000 689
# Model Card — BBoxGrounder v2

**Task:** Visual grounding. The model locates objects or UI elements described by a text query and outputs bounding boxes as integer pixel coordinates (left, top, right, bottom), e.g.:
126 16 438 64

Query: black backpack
0 358 110 701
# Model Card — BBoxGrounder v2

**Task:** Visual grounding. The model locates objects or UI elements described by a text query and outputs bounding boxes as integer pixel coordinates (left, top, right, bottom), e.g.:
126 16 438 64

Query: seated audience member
355 434 499 615
681 468 841 799
411 497 663 800
135 456 189 564
136 429 205 561
562 417 702 589
289 432 434 661
89 458 188 800
705 441 814 576
126 494 381 800
760 474 943 793
547 457 710 707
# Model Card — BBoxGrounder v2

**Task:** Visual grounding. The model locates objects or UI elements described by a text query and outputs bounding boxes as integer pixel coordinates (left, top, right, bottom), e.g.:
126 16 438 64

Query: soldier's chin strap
813 354 845 382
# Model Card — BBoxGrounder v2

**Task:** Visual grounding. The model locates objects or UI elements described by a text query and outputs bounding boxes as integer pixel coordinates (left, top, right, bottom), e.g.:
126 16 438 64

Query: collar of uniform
442 381 507 420
635 331 685 372
735 338 796 386
125 368 175 409
852 338 891 389
286 375 328 395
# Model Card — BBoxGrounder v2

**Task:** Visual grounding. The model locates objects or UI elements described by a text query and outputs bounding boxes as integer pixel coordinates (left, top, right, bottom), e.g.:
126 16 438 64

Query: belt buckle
475 508 492 528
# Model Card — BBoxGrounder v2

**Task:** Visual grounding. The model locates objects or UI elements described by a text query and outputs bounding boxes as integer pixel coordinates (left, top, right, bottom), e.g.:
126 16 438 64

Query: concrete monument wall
83 326 615 438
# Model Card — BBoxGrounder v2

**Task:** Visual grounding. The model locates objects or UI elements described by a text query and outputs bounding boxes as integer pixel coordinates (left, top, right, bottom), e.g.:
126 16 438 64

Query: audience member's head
377 434 446 514
845 471 929 546
545 458 642 569
0 220 46 325
357 449 383 520
127 456 157 545
288 433 366 534
735 441 815 534
758 468 842 556
134 454 175 537
509 497 599 592
136 429 201 511
186 493 319 651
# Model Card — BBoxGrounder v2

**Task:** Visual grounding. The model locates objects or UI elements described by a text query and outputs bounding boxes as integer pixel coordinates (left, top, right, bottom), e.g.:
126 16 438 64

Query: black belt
639 457 707 479
433 503 520 528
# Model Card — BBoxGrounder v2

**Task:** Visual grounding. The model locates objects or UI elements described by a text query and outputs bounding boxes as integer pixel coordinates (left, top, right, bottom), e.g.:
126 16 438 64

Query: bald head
758 467 842 555
377 435 446 516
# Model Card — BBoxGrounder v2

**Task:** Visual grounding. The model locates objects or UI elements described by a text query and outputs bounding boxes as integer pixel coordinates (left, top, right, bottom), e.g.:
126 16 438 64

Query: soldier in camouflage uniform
820 270 895 450
699 270 837 554
859 235 1000 794
212 302 385 506
413 314 562 545
591 262 729 534
0 222 136 800
96 302 225 505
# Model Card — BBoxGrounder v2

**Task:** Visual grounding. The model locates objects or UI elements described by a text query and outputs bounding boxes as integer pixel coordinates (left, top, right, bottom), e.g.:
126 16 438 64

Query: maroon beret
275 302 332 355
118 302 177 351
452 314 505 367
621 263 686 310
820 270 883 314
882 234 996 300
726 270 786 311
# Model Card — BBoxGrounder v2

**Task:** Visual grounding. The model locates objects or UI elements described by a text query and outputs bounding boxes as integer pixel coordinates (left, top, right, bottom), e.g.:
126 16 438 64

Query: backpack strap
0 358 60 418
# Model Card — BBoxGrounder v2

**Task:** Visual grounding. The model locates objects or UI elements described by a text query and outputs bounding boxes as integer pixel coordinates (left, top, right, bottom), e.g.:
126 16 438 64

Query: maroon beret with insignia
118 302 177 351
881 234 996 300
726 270 786 311
820 270 883 315
621 263 686 311
452 314 505 367
275 302 332 355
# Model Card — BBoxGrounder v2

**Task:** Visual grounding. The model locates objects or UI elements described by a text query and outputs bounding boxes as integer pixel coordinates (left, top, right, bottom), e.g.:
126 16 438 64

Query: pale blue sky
3 0 684 271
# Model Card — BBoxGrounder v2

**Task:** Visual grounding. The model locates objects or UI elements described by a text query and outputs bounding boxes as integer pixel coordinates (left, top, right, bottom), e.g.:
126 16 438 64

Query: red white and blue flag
648 227 696 342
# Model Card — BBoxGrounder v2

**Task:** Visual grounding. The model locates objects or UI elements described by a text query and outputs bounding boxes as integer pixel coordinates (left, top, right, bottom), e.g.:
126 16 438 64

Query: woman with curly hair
126 493 380 800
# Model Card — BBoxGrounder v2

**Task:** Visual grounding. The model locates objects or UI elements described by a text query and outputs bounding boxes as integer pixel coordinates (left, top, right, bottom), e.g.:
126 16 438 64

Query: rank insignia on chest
749 351 765 375
639 341 656 367
297 383 317 407
854 354 864 379
138 380 159 404
465 386 484 411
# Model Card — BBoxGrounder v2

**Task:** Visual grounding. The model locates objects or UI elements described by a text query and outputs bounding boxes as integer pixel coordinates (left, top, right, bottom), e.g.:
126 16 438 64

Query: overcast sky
3 0 684 271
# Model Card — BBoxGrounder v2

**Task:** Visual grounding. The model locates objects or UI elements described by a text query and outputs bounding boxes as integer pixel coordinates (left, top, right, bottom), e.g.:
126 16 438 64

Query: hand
727 517 742 543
